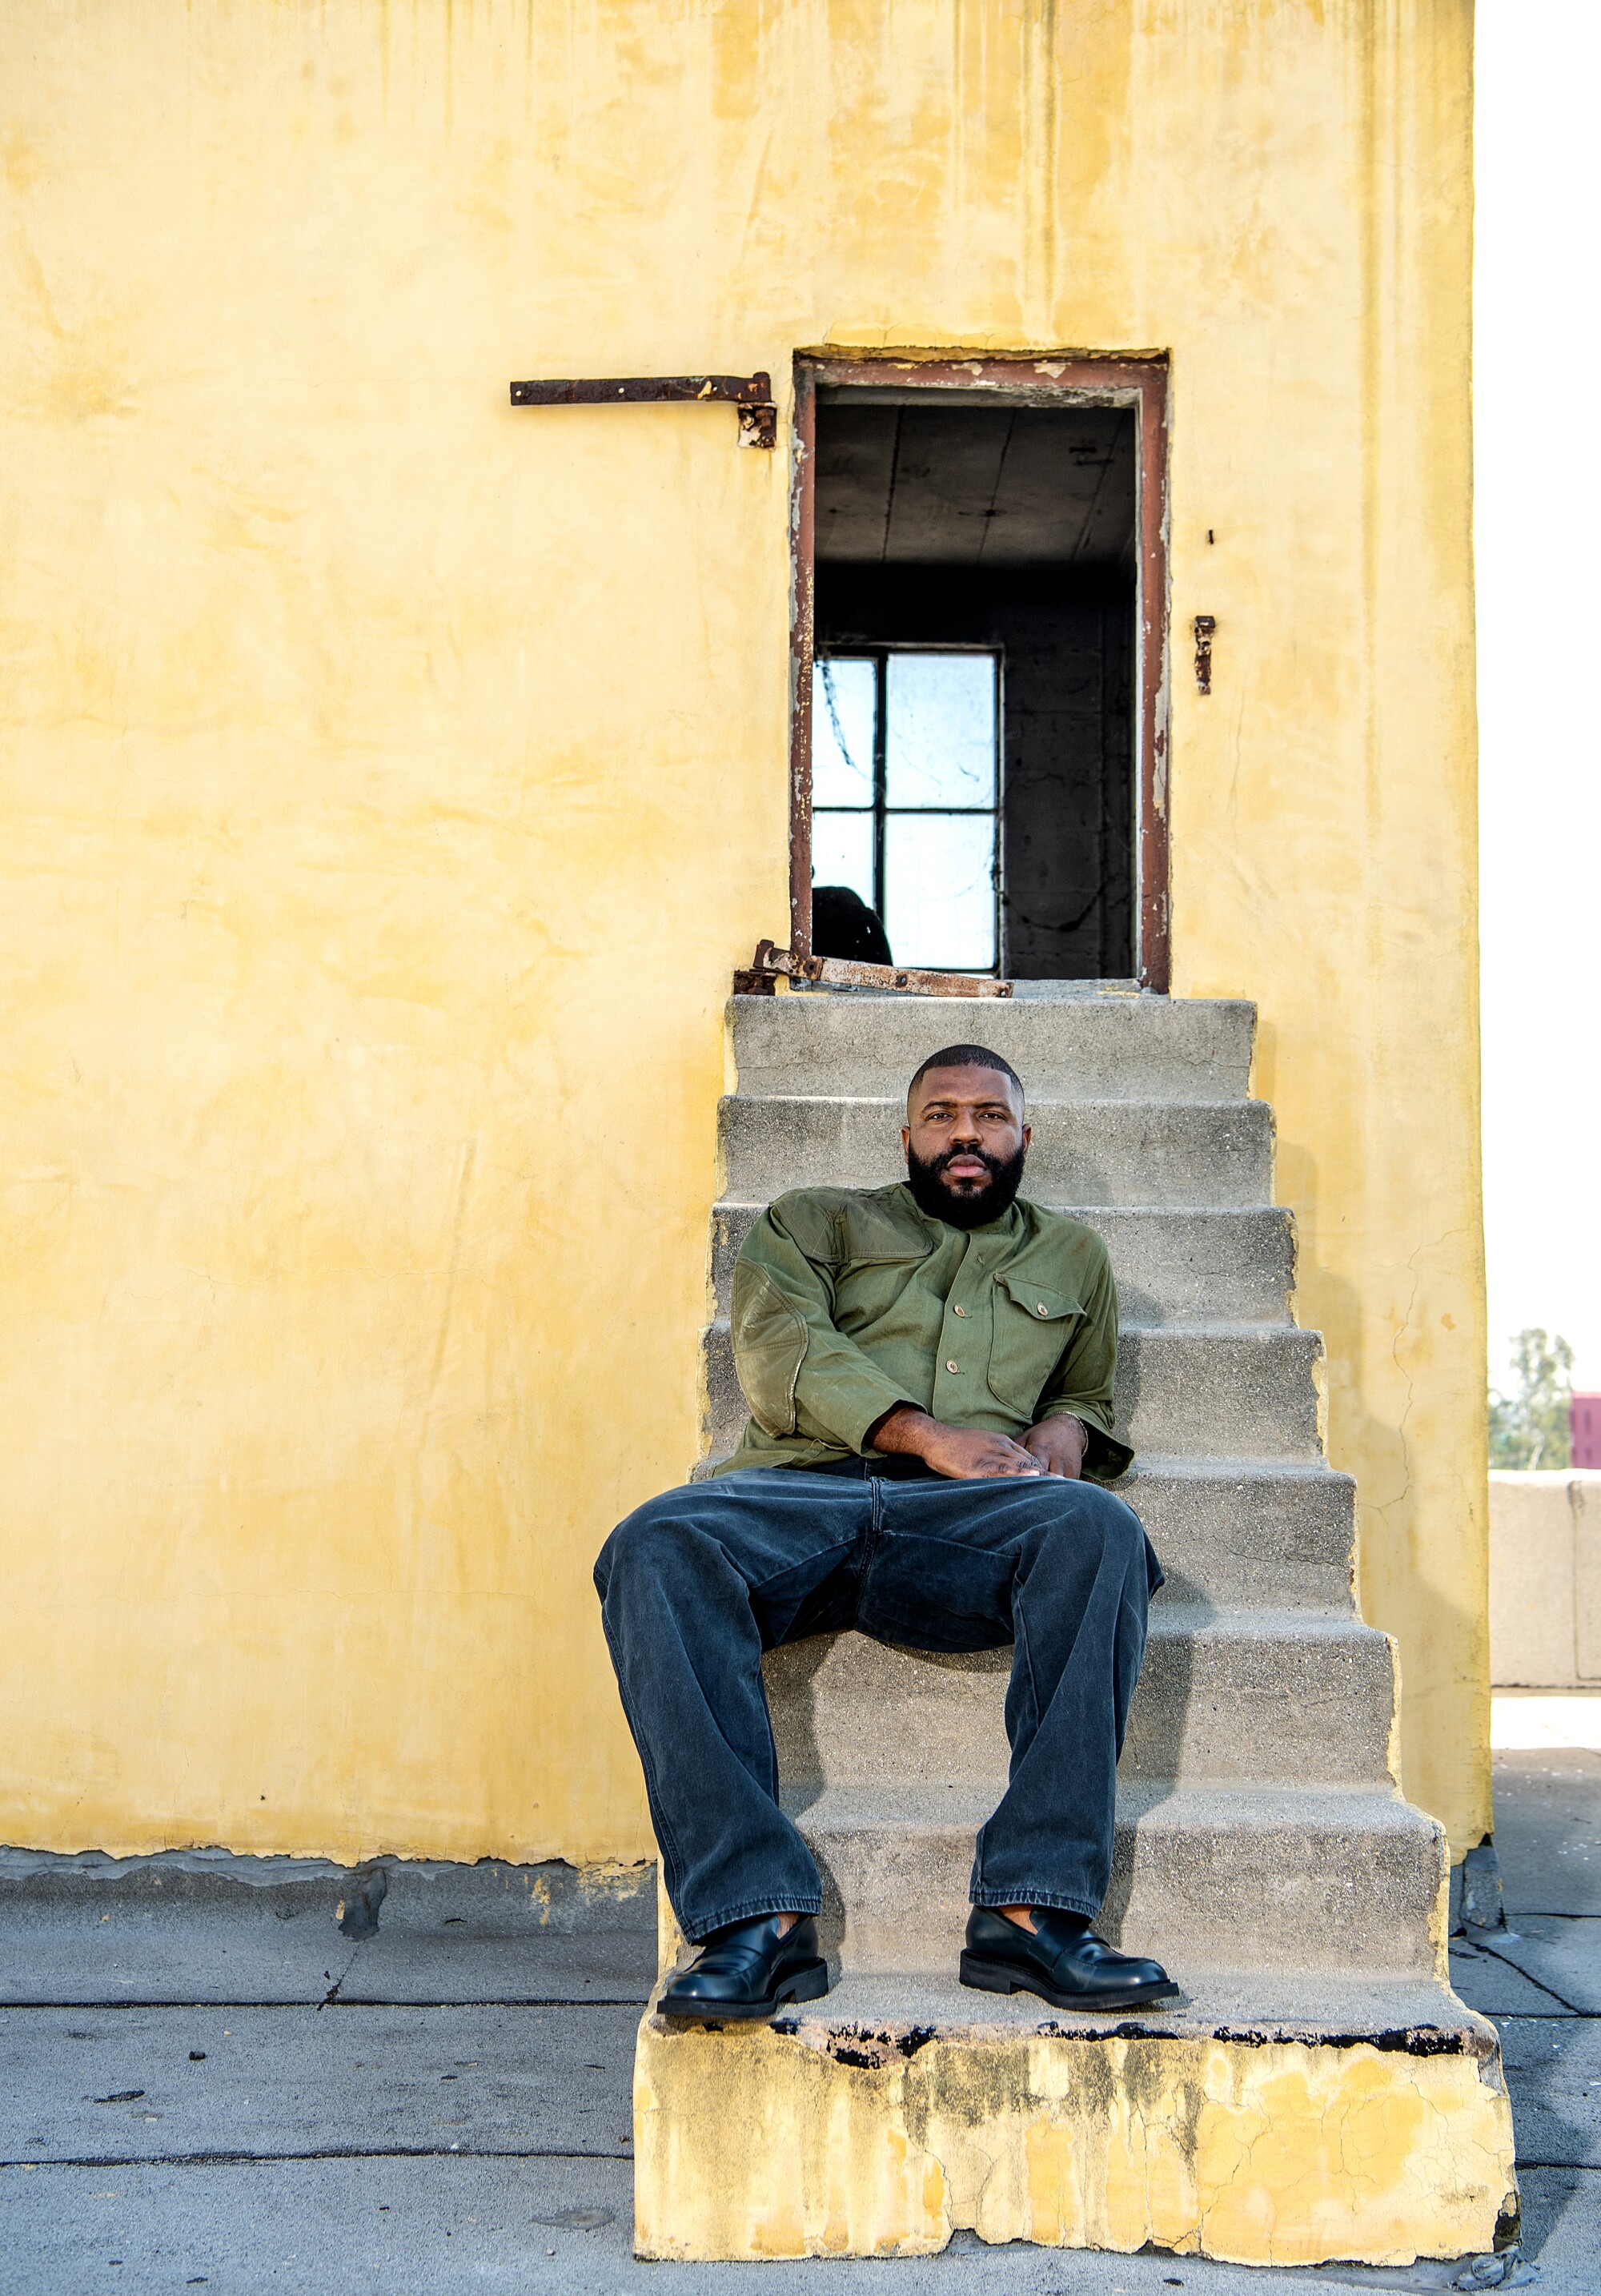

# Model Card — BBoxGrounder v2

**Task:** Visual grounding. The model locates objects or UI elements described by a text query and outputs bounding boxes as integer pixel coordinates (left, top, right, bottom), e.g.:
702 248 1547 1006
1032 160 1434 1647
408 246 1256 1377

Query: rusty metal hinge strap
508 372 776 449
744 941 1013 1000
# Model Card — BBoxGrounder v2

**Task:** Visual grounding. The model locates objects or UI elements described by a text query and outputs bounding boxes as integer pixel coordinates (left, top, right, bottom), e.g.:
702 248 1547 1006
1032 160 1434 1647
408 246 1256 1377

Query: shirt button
953 1304 967 1317
1036 1303 1049 1316
945 1359 959 1374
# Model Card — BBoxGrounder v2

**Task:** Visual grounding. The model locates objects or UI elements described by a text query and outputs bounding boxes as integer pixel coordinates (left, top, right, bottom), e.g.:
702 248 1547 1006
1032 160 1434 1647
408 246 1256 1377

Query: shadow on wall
1274 1126 1490 1851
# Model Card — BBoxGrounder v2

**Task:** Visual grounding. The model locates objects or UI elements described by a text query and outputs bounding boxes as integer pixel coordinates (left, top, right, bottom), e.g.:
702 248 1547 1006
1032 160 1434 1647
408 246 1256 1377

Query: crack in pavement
1471 1934 1585 2015
2 2146 633 2169
0 1997 650 2012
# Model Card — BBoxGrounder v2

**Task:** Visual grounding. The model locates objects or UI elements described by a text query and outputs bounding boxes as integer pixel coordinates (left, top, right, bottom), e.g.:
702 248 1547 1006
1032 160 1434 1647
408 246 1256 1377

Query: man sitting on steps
594 1042 1178 2021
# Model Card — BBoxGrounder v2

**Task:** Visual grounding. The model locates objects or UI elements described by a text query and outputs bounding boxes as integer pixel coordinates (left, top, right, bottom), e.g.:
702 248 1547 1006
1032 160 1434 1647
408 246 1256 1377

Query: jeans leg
858 1475 1160 1917
978 1481 1155 1913
593 1471 867 1941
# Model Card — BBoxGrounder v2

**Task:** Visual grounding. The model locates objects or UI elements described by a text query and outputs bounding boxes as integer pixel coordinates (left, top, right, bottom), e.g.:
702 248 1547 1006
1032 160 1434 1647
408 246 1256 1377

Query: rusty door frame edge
785 349 1171 995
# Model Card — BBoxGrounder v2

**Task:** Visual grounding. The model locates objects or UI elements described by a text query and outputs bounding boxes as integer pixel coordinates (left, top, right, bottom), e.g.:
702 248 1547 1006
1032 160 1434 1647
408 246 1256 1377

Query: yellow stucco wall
0 0 1485 1859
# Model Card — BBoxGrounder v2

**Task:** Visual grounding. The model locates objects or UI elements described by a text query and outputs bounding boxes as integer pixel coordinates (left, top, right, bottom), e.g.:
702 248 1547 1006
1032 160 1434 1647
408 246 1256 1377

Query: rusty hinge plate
741 941 1013 999
1193 613 1216 694
509 372 776 449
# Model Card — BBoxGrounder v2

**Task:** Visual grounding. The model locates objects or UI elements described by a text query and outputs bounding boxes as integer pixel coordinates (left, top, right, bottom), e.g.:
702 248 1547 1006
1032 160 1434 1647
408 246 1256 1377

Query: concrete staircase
633 989 1515 2266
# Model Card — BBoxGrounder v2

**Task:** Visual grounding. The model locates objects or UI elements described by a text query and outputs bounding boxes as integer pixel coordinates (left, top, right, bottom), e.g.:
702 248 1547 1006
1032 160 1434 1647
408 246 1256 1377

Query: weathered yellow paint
634 2009 1516 2265
645 1874 1499 2264
0 2 1485 1860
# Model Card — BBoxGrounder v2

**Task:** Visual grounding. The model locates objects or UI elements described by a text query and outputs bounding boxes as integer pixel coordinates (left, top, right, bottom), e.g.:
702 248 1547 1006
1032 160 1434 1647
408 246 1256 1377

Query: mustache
927 1142 1009 1178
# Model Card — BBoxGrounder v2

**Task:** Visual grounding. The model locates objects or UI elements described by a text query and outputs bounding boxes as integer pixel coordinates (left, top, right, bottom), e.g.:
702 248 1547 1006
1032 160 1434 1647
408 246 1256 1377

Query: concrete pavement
3 1739 1598 2294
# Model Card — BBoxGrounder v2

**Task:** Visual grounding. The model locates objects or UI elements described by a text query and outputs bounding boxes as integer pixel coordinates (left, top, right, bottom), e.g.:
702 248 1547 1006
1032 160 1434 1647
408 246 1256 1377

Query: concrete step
731 992 1257 1103
720 1095 1274 1208
763 1616 1397 1795
702 1319 1324 1462
692 1450 1358 1612
670 1969 1485 2053
711 1201 1297 1326
635 1953 1513 2266
780 1782 1443 1977
1125 1459 1356 1612
1116 1326 1323 1459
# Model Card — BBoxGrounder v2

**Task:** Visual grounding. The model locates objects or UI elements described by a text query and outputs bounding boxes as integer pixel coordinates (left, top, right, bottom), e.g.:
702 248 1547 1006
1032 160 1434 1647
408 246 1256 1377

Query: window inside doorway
808 384 1142 981
813 650 1001 973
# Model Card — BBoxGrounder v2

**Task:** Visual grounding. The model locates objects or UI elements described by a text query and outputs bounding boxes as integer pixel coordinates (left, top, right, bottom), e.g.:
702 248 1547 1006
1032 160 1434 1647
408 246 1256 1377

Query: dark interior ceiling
814 395 1136 572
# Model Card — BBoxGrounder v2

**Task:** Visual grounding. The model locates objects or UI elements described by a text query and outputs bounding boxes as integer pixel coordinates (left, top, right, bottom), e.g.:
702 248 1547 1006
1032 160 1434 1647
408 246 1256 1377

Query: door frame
788 351 1171 993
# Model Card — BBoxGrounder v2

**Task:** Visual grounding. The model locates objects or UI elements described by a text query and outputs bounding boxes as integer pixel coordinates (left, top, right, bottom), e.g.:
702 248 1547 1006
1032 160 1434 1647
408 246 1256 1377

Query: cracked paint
634 2012 1516 2266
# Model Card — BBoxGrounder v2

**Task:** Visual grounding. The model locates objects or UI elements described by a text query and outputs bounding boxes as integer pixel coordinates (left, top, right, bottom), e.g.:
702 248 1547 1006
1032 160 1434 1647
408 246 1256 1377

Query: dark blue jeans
594 1460 1162 1943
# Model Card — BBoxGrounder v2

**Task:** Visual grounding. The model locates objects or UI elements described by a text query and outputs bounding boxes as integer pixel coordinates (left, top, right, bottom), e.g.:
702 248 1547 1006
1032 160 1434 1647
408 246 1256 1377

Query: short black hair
907 1044 1025 1106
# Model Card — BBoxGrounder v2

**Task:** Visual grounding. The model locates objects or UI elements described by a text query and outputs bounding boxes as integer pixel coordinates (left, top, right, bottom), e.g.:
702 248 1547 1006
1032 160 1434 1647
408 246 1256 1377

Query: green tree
1488 1328 1574 1470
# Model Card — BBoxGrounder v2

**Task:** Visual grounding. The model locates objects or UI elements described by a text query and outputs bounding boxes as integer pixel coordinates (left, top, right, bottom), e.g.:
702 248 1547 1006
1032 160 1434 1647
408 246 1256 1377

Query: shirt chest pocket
986 1274 1084 1416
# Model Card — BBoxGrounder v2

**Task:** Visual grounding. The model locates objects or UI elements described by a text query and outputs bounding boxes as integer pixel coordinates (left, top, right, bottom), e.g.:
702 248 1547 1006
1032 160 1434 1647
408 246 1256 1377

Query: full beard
905 1141 1027 1231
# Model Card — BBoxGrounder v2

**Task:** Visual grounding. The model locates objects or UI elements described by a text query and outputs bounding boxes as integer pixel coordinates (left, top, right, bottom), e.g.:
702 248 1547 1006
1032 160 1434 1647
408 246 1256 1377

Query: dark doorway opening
810 389 1139 981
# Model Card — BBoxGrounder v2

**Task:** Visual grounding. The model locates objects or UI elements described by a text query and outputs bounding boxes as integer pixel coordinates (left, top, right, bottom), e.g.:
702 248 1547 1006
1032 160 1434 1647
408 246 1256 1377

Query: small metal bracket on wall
1193 614 1217 695
508 372 777 449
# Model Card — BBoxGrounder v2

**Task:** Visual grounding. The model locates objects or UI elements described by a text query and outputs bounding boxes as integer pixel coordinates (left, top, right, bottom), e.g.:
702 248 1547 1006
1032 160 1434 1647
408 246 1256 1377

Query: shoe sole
659 1957 831 2022
959 1949 1180 2013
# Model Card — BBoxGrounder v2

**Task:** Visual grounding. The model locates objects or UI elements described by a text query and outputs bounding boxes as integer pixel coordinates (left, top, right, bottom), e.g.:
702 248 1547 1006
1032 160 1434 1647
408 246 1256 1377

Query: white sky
1475 4 1601 1393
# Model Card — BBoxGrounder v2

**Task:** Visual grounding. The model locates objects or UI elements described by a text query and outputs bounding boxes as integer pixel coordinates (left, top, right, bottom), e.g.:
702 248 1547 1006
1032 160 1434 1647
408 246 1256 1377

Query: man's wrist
1028 1413 1089 1466
1036 1411 1087 1441
865 1403 936 1459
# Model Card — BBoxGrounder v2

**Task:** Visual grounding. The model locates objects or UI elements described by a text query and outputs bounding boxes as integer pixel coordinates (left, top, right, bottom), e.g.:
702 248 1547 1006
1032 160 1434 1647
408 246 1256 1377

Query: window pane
812 809 876 909
885 653 997 808
812 658 877 806
883 813 996 971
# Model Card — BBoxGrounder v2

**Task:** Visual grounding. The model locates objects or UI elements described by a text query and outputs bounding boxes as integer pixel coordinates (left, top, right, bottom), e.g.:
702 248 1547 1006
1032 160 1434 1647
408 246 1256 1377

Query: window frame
788 351 1171 991
813 643 1005 976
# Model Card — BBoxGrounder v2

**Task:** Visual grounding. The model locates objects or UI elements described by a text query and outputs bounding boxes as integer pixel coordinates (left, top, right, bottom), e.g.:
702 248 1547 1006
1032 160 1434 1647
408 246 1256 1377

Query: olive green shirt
714 1182 1133 1483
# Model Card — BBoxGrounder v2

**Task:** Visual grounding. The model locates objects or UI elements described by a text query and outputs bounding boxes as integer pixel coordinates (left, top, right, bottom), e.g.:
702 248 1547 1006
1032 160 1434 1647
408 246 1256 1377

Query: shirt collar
893 1182 1025 1248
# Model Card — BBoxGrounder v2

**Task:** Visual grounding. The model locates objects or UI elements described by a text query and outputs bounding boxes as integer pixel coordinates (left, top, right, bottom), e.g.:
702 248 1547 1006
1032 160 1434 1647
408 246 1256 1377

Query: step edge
785 1783 1430 1827
692 1451 1346 1481
728 1095 1262 1117
704 1315 1321 1346
714 1198 1295 1219
766 1610 1387 1646
670 1973 1491 2050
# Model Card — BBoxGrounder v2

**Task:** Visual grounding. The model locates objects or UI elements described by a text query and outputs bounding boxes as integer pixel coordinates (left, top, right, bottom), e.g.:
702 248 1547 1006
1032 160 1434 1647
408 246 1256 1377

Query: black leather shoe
960 1906 1178 2012
660 1914 830 2021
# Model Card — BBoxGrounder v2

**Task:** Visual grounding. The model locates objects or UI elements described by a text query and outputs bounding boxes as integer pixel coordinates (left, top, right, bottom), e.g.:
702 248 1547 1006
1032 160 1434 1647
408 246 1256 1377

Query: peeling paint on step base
632 2007 1516 2266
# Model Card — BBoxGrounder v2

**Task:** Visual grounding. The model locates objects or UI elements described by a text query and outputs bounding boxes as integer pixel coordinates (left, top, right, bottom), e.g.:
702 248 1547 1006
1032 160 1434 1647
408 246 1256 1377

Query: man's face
902 1063 1030 1229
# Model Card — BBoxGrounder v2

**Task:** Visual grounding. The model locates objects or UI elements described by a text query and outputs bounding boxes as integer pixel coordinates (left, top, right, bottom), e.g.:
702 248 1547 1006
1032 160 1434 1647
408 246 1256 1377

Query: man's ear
1021 1122 1032 1149
901 1124 912 1156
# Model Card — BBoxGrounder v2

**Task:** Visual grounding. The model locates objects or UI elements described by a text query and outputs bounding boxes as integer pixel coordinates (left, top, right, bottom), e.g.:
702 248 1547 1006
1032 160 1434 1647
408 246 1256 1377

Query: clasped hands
868 1404 1087 1482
